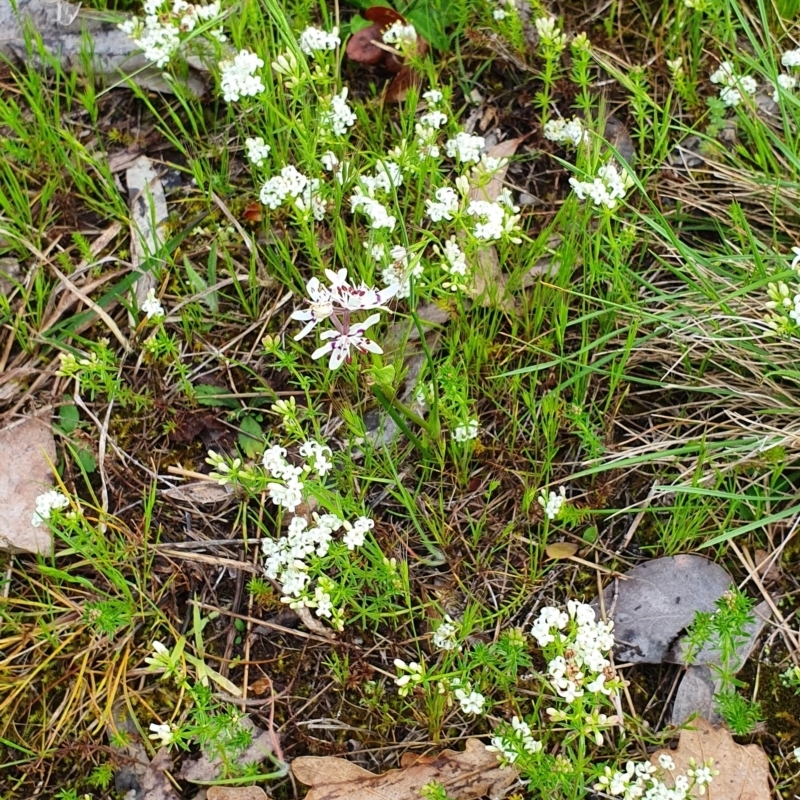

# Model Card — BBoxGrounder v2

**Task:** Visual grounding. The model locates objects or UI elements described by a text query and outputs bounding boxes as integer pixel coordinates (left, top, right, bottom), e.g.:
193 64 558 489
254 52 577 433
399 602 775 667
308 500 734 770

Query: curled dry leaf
292 738 518 800
650 718 770 800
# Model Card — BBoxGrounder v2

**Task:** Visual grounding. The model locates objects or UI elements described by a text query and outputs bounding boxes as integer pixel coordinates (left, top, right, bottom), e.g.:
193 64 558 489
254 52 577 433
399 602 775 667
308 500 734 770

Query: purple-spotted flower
290 268 397 370
311 313 383 369
290 277 335 340
325 268 397 311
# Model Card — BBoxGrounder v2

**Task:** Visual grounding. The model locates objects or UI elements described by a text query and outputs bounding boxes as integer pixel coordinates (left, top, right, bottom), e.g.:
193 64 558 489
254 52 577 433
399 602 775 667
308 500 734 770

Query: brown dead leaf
545 542 579 559
248 677 273 695
292 738 518 800
466 138 524 311
207 787 268 800
650 718 770 800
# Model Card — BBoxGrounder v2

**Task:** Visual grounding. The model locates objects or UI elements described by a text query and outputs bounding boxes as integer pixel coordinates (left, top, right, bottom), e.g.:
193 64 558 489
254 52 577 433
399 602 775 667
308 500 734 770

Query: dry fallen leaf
650 718 770 800
591 555 733 663
292 738 518 800
207 787 268 800
545 542 579 559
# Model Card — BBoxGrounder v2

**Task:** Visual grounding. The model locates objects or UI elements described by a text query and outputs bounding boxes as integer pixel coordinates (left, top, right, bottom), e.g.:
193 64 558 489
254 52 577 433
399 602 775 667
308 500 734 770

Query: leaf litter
292 738 519 800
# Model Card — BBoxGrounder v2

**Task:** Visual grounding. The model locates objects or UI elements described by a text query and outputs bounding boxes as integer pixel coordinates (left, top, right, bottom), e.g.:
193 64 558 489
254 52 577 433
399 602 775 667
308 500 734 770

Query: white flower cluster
543 117 589 148
772 73 798 103
380 245 424 299
763 247 800 334
426 187 460 222
262 441 329 512
486 716 542 763
535 15 567 50
119 0 225 68
257 441 373 624
262 513 368 604
432 615 460 651
466 191 521 241
382 20 417 50
709 61 757 107
492 0 518 20
531 601 617 703
772 49 800 102
259 165 325 220
219 50 265 102
350 160 404 231
445 132 485 164
31 489 70 527
439 236 469 292
290 268 397 369
569 163 631 209
452 679 486 715
595 756 717 800
298 25 340 57
321 88 357 137
394 658 425 696
245 137 271 167
141 287 165 320
539 486 567 520
416 89 448 157
452 419 479 442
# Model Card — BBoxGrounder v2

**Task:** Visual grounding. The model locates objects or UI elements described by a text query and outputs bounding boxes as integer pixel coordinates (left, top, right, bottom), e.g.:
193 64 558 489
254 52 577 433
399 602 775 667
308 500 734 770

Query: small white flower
382 20 417 49
141 288 165 320
445 132 485 164
569 163 631 209
710 60 735 85
538 487 567 520
658 754 676 771
298 25 340 56
432 616 460 651
219 50 265 102
781 48 800 69
423 89 443 104
321 88 357 137
425 186 460 221
793 746 800 762
452 419 479 442
245 137 271 167
791 246 800 271
321 151 340 171
772 73 797 102
455 687 485 715
149 722 175 747
535 15 567 48
543 117 589 148
31 489 70 527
